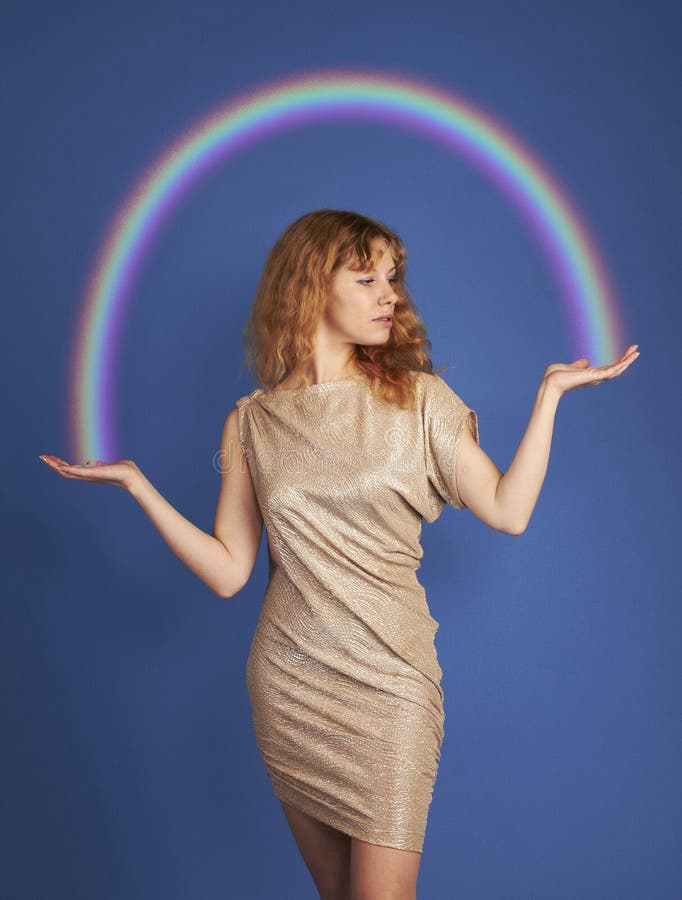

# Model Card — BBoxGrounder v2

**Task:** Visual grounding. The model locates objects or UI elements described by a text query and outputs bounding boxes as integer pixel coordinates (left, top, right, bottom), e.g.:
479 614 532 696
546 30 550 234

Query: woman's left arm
457 344 640 535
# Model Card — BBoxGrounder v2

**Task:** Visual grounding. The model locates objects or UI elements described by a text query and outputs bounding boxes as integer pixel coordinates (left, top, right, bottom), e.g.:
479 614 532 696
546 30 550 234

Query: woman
40 209 639 899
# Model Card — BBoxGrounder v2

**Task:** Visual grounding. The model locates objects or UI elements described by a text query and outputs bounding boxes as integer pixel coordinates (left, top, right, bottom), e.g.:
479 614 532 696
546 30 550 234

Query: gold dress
236 370 479 852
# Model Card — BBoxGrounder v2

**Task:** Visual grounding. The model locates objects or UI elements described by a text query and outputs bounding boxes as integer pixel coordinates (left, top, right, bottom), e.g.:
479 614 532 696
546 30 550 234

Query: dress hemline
271 774 425 854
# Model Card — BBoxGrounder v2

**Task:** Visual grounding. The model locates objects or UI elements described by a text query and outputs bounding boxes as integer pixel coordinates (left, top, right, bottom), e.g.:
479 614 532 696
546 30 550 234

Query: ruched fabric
236 371 479 852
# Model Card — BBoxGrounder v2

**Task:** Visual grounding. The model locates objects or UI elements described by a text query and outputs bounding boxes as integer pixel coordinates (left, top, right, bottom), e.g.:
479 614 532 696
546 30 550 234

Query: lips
373 315 394 322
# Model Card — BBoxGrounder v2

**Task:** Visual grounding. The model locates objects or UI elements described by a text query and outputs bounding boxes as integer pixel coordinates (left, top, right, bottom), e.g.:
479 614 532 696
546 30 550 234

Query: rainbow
70 68 627 462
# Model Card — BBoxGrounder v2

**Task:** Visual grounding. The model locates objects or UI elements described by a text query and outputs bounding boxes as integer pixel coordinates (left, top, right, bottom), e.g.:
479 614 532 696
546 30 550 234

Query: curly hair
241 209 447 409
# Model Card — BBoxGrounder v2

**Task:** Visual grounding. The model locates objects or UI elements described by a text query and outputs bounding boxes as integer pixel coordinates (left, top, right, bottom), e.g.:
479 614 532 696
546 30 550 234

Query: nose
380 281 397 305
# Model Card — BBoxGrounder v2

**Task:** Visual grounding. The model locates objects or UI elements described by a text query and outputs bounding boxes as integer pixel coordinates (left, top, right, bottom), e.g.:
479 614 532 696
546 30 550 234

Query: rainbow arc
70 69 626 461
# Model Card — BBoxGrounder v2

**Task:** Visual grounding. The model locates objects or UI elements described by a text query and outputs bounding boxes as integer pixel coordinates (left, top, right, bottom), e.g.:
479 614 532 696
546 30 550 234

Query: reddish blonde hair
241 209 447 409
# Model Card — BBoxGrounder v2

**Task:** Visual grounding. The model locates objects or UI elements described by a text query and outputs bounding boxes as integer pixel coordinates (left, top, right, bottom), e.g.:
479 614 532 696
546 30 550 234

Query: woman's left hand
543 344 640 398
38 455 141 491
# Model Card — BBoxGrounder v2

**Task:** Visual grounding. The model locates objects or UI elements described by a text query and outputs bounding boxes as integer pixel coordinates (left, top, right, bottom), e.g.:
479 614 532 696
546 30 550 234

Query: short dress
236 369 479 852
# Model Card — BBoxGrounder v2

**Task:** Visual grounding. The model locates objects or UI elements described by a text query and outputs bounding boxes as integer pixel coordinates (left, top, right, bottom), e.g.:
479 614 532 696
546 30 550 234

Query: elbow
492 479 528 536
491 506 527 536
505 519 528 536
214 574 245 600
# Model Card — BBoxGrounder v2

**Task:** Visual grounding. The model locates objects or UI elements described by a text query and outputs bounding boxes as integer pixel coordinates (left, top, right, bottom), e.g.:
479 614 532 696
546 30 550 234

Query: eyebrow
362 264 397 274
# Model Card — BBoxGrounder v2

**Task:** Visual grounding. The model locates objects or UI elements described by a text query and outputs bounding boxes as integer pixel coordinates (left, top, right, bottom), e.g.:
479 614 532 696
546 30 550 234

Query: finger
603 353 638 375
38 456 93 479
40 456 71 471
547 360 589 374
595 355 637 382
612 355 639 376
618 345 639 363
595 359 627 376
56 462 98 475
56 467 102 482
52 466 88 480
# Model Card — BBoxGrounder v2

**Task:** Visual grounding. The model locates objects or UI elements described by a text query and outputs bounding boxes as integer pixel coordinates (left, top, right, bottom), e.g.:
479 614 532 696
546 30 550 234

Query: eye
358 275 398 286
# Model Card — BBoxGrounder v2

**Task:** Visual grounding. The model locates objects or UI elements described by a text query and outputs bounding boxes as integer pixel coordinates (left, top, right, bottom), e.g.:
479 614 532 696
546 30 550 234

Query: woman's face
321 238 399 347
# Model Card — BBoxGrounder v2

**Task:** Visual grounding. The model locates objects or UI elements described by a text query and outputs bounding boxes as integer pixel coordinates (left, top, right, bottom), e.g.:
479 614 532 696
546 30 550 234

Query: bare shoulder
221 389 260 454
222 404 240 439
213 406 238 463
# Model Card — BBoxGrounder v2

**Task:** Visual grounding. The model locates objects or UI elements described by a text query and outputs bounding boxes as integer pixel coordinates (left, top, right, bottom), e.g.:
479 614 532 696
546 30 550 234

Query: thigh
280 801 351 898
350 838 421 900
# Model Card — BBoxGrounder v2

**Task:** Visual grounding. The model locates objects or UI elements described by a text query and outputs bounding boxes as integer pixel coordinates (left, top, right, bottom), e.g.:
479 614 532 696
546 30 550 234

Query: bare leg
280 800 352 900
350 838 422 900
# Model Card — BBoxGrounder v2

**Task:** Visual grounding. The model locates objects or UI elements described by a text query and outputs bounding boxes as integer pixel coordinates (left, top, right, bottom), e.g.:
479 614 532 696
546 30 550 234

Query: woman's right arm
128 406 263 598
41 405 263 599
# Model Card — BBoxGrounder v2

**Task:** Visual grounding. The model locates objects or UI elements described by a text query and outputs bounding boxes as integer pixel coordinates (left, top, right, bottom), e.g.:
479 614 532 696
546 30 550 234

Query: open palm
544 344 639 396
38 455 140 490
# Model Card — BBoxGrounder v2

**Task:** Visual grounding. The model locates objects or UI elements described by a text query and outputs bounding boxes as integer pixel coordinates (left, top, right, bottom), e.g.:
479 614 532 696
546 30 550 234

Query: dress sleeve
235 392 255 459
423 374 479 511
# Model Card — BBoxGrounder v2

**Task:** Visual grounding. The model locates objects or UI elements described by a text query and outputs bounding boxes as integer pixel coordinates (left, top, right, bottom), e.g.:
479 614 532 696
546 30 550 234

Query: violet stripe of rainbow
70 69 627 463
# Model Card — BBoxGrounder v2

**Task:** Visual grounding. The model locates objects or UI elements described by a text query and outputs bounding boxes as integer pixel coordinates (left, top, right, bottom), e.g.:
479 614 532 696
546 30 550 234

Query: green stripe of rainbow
70 68 627 462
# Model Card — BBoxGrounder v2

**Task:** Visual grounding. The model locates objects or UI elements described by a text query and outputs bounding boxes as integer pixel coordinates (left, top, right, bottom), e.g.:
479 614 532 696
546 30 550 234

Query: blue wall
5 1 680 897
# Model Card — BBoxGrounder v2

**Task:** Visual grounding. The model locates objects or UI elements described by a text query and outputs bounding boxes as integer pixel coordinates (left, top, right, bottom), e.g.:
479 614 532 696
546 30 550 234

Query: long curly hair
241 209 447 409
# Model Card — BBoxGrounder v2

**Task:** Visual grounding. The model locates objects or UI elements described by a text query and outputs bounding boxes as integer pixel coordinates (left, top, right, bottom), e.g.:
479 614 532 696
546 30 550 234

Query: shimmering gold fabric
236 370 479 852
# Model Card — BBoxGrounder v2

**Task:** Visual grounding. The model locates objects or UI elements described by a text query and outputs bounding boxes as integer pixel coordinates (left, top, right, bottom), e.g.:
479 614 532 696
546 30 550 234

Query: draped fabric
236 371 479 852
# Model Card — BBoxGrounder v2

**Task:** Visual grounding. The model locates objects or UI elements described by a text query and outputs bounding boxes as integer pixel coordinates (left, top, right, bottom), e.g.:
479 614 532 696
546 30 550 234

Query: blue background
5 1 680 897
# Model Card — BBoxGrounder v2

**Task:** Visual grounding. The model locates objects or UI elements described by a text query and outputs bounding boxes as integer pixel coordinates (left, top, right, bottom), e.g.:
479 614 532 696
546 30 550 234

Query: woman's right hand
38 455 141 492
